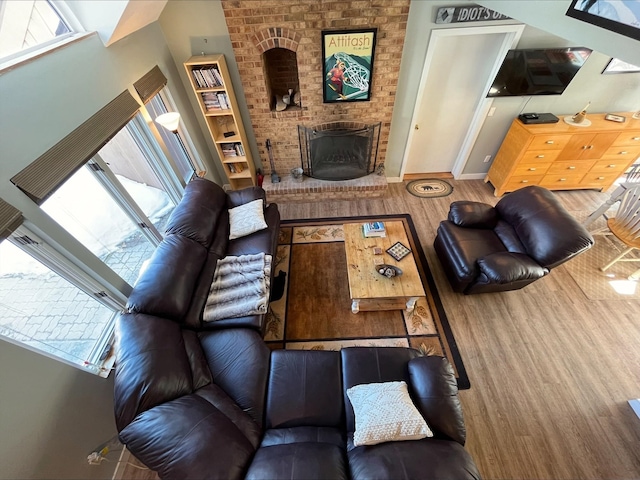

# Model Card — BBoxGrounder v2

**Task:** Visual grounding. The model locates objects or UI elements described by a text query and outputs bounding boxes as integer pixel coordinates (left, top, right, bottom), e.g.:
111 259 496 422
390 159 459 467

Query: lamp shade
155 112 181 132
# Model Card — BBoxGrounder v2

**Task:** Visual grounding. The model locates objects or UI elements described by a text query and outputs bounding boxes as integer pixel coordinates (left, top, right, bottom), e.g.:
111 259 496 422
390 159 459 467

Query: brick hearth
262 173 387 203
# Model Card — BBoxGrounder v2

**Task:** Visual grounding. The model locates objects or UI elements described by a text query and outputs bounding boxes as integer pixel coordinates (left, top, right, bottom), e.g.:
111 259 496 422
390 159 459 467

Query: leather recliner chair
433 186 594 294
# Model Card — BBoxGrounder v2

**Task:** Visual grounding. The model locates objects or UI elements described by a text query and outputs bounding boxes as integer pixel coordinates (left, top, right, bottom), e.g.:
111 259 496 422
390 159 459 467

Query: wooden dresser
485 112 640 196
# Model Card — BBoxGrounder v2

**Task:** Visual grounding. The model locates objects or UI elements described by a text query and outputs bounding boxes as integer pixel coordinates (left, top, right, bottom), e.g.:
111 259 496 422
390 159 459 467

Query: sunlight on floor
609 279 638 295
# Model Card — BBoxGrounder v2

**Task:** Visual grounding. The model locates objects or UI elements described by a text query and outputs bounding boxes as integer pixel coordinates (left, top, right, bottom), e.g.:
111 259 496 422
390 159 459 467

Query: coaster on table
386 242 411 261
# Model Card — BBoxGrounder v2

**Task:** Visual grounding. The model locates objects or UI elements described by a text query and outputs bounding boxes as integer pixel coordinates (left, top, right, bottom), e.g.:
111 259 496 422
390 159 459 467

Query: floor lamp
155 112 201 177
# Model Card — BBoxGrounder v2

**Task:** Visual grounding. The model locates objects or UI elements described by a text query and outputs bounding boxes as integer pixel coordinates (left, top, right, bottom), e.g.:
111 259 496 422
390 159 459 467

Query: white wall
0 22 214 479
385 0 640 178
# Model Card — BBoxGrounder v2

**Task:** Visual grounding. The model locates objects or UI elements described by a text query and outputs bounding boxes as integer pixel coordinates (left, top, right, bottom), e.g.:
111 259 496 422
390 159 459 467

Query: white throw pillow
347 381 433 447
228 199 267 240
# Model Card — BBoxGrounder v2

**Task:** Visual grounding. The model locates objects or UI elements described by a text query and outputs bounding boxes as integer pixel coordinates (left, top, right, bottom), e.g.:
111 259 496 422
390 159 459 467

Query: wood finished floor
122 180 640 480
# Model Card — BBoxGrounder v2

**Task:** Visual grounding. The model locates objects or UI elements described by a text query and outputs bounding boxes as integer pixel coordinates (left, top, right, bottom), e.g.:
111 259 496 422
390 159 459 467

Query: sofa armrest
114 313 194 431
227 186 267 208
119 394 255 480
408 356 466 445
448 201 498 229
477 252 548 284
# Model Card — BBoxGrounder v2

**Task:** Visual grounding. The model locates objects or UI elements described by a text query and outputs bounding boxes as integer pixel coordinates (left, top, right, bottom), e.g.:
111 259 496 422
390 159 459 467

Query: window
0 0 76 65
0 225 122 376
147 90 206 183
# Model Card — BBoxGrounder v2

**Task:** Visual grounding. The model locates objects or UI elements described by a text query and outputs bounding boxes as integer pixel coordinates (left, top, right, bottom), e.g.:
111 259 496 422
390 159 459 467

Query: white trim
399 24 524 181
457 173 488 180
386 176 403 183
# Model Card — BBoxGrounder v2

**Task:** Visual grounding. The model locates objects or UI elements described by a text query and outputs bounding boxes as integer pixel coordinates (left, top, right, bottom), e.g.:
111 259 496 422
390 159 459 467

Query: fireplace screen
298 122 381 181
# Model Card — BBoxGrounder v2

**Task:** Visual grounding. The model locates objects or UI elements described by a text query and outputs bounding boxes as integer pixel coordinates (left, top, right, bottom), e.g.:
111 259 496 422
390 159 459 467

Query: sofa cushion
164 177 228 248
341 347 421 432
347 381 432 447
126 234 206 321
114 313 193 430
434 221 507 284
229 199 267 240
199 328 270 427
182 330 213 391
408 356 467 445
119 394 255 480
347 437 481 480
266 350 343 429
227 204 280 257
195 384 261 450
245 443 349 480
261 426 346 449
495 185 593 269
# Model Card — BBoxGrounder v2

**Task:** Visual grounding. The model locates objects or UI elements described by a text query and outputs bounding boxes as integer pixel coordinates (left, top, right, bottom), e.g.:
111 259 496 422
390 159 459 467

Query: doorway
401 25 524 177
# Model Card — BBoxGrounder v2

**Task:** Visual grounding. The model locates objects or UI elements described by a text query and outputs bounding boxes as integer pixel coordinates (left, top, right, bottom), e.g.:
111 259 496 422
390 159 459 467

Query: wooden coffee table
343 221 425 314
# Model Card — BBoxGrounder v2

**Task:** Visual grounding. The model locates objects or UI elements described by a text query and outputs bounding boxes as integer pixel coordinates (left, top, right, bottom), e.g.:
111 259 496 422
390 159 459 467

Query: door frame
399 24 524 179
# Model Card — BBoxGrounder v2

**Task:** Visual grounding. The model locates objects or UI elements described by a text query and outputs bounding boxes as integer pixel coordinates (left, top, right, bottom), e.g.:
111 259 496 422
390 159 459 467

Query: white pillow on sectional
347 380 433 447
228 199 267 240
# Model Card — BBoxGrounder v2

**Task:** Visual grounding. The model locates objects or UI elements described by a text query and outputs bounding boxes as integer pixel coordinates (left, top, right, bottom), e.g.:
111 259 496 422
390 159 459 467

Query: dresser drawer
546 161 594 175
611 130 640 147
529 134 572 150
520 149 561 163
513 162 551 176
600 144 640 161
504 175 545 192
539 173 585 188
590 159 631 174
579 172 621 187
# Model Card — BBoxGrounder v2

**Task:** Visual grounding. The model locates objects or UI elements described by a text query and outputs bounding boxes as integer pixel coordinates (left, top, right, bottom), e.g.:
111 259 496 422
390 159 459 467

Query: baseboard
386 176 403 183
456 173 487 180
403 172 454 180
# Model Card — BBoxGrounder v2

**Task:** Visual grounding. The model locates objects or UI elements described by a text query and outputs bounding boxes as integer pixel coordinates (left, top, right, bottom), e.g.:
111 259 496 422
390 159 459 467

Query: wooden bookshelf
184 54 256 190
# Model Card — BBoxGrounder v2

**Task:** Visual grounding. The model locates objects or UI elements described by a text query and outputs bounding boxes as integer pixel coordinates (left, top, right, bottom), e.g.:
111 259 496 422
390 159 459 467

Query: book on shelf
217 92 229 109
191 66 223 88
363 222 386 238
201 92 221 111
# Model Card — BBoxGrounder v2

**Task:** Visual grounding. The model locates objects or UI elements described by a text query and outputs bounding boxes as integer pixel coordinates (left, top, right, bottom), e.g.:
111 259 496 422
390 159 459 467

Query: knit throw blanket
203 253 272 322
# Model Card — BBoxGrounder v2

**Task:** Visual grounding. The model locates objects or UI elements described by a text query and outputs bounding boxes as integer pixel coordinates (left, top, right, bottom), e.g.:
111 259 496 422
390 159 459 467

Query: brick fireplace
220 0 410 199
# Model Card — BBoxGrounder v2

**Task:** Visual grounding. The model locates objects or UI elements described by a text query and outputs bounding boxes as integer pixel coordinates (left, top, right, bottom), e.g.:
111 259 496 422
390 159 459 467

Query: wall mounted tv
487 47 593 97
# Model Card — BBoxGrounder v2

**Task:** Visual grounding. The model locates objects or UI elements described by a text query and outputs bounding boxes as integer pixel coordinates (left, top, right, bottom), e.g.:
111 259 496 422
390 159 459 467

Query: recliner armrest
408 356 466 446
448 201 498 229
477 252 548 284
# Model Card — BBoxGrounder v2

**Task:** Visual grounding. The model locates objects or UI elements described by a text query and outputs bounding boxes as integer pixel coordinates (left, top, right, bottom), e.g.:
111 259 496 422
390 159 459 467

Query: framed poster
566 0 640 41
322 28 377 103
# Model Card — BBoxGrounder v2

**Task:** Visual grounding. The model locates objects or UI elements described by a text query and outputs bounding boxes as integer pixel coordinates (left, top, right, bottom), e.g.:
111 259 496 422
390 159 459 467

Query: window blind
133 65 168 104
0 199 23 241
10 90 141 204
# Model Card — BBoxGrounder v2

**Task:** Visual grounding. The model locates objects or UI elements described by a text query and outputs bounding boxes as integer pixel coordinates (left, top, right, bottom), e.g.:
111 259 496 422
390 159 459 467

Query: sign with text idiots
436 5 510 24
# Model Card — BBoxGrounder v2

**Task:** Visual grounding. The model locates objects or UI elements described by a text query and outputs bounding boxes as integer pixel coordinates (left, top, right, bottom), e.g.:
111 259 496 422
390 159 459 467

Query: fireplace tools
265 139 280 183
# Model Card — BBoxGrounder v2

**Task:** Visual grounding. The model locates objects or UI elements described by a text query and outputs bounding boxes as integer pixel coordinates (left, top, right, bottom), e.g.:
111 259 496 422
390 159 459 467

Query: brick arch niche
252 28 302 111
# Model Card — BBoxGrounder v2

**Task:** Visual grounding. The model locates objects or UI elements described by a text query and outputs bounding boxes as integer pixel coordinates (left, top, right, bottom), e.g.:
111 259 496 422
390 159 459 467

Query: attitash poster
322 29 377 103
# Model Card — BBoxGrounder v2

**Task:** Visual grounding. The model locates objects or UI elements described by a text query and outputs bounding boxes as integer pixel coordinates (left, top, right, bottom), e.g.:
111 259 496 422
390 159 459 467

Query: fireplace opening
298 122 381 181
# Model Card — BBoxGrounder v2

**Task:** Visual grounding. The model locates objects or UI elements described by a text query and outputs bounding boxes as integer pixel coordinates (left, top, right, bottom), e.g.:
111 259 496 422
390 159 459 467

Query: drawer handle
633 137 640 141
536 155 545 158
598 176 605 180
559 178 567 181
608 164 616 168
545 140 555 144
568 166 576 170
582 145 588 150
528 168 537 171
521 180 529 183
588 145 594 149
619 151 628 155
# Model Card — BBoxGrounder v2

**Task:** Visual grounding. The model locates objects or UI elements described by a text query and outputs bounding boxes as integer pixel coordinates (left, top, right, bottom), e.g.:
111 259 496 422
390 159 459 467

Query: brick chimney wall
220 0 410 176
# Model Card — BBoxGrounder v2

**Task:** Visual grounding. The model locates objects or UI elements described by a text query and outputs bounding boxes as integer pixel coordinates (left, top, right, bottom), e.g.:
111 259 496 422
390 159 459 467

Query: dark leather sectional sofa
114 177 481 479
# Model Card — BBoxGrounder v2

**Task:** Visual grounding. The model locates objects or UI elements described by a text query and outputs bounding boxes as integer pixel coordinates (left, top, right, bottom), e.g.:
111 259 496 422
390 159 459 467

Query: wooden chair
583 163 640 227
593 185 640 273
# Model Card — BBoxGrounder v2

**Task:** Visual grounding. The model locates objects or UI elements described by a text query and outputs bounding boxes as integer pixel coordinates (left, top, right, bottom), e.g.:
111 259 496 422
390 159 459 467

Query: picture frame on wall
322 28 377 103
602 57 640 74
566 0 640 41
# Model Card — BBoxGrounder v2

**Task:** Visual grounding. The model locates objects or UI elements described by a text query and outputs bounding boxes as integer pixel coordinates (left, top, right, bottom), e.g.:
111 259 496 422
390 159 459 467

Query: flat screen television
487 47 593 97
